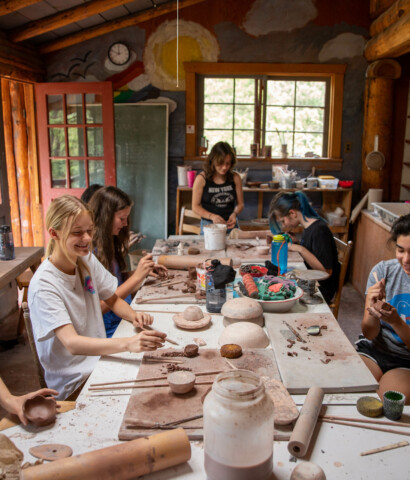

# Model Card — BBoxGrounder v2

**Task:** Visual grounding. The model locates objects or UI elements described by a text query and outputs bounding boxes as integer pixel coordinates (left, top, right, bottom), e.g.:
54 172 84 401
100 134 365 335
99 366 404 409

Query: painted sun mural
143 19 219 91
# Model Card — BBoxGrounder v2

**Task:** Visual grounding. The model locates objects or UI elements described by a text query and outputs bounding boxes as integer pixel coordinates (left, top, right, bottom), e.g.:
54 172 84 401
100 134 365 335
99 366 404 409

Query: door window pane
51 159 67 187
204 78 233 103
67 94 83 125
233 130 254 156
235 79 255 104
267 81 295 106
204 104 233 129
294 133 323 157
68 127 85 156
203 129 233 150
235 105 254 129
87 127 104 156
49 128 66 156
296 81 326 107
89 160 105 185
86 93 103 124
47 95 64 124
70 160 86 188
295 107 324 132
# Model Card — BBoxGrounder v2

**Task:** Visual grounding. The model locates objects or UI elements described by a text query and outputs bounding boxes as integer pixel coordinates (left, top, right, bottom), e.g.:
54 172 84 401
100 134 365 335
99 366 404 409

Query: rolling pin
287 386 324 458
21 428 191 480
157 255 232 270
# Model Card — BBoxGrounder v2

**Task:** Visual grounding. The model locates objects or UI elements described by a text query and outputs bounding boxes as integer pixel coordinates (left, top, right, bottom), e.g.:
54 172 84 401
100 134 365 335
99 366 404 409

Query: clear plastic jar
204 370 274 480
0 225 15 260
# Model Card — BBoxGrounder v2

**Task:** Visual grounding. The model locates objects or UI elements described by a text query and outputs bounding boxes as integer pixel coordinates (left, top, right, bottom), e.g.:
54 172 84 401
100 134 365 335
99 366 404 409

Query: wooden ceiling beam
38 0 208 55
0 0 42 16
370 0 410 37
10 0 141 43
365 11 410 60
370 0 396 19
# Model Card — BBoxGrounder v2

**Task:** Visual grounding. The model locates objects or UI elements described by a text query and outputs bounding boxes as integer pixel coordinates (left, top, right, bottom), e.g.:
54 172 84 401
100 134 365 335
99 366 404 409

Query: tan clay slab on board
266 312 379 394
118 348 293 441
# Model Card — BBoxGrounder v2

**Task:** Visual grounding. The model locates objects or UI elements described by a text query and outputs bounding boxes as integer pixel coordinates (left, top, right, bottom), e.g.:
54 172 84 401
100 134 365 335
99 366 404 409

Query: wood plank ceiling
0 0 207 54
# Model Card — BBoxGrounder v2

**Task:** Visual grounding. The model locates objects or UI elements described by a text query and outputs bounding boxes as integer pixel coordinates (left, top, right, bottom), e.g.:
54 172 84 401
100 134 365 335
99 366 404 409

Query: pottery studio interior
0 1 410 479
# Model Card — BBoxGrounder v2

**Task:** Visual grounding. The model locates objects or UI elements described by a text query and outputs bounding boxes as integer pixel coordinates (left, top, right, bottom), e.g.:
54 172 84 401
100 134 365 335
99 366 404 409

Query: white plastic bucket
204 224 227 250
177 166 189 186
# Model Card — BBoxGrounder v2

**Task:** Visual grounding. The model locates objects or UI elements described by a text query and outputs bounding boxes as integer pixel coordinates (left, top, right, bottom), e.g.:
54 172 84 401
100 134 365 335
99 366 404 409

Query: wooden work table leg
258 192 263 219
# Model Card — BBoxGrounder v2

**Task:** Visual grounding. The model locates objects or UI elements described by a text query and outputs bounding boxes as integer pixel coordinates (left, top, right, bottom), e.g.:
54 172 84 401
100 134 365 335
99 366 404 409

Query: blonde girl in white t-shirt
28 195 166 399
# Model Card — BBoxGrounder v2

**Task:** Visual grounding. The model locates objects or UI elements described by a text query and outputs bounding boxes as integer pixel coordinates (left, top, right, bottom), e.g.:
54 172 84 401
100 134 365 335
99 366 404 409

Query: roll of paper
287 386 324 458
367 188 383 211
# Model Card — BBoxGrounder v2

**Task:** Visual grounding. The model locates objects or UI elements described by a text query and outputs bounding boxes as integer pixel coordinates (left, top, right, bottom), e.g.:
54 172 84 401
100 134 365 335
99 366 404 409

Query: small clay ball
187 247 200 255
220 344 242 359
183 306 204 322
184 344 199 357
290 462 326 480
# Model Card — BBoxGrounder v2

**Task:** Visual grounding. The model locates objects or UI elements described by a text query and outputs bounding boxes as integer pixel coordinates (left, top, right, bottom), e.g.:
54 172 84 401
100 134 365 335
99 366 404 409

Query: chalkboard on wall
114 104 168 249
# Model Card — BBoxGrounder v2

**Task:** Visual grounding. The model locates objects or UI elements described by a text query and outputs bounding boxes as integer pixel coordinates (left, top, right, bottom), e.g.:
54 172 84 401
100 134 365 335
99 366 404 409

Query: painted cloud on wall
243 0 317 36
143 19 219 91
319 33 366 61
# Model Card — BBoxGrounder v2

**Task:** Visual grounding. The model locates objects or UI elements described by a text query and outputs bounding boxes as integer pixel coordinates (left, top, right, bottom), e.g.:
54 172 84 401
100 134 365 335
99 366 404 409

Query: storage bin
373 203 410 227
326 212 347 226
318 178 339 189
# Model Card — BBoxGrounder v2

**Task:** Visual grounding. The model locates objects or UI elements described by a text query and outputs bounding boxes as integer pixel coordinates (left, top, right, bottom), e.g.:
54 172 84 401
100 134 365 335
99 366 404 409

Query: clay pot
168 371 196 394
23 395 57 427
218 322 270 349
221 297 264 327
173 306 211 330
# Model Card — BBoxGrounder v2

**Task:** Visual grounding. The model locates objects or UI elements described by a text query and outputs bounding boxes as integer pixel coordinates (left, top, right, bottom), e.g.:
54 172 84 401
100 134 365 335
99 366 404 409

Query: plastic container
373 202 410 226
177 165 189 186
326 212 347 226
205 270 226 313
0 225 15 260
318 178 339 189
204 369 274 480
271 234 288 274
187 170 196 188
203 224 227 250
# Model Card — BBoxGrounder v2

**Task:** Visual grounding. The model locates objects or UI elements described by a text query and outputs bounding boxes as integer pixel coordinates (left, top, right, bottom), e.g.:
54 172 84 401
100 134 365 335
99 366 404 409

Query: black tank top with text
200 173 237 221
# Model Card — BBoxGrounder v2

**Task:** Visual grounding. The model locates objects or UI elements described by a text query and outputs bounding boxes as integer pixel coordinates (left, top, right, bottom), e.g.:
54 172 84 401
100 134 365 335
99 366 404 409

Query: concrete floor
0 282 365 420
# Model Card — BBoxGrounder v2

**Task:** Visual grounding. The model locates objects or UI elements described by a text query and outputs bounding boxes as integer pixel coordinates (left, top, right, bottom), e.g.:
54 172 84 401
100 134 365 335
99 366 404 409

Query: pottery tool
356 396 383 417
137 293 197 304
134 309 222 316
157 255 232 270
283 321 306 343
137 324 179 346
125 414 203 428
20 428 191 480
365 134 385 170
360 440 409 457
288 386 324 458
372 271 379 283
144 356 183 364
153 279 185 288
320 418 410 436
320 415 410 428
90 370 224 388
89 380 214 392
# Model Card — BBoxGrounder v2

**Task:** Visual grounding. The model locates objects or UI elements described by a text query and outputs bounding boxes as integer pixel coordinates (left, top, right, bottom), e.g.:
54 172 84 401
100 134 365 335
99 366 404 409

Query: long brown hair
45 195 92 283
89 186 133 272
203 141 236 181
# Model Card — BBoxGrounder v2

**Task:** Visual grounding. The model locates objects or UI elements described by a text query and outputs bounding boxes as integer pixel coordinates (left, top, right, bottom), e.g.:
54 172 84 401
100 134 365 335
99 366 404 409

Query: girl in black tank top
191 142 244 233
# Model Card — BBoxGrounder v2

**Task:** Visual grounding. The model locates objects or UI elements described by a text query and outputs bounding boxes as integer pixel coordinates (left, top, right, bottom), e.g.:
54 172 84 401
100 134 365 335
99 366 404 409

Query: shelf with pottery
176 187 352 241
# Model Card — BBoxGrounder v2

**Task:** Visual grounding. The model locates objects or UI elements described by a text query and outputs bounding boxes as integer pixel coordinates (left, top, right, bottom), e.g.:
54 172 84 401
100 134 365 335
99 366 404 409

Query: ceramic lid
221 297 263 321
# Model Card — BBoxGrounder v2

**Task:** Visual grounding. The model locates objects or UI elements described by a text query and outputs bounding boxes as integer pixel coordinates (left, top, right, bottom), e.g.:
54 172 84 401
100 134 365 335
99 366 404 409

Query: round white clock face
108 42 130 66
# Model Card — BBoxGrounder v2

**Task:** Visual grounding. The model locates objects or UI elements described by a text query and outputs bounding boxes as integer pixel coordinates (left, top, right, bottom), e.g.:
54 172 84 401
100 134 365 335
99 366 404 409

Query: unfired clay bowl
218 322 270 349
167 371 196 394
221 297 264 327
23 395 57 427
173 306 211 330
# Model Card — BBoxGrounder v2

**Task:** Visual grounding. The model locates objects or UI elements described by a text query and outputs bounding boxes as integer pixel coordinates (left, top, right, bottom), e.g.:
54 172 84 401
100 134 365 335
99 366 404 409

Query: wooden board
118 348 290 441
266 312 379 394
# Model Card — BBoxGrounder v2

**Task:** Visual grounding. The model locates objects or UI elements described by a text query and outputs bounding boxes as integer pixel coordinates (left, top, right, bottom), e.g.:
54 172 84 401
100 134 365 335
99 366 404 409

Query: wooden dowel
321 415 410 428
320 419 410 436
373 271 379 282
137 293 196 304
144 357 183 364
89 380 214 392
125 413 203 428
360 440 409 456
133 309 222 316
154 279 185 288
90 370 224 387
138 325 179 345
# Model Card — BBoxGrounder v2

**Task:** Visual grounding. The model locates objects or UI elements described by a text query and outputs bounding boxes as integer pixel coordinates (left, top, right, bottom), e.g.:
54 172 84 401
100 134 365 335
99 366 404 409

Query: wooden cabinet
176 187 352 241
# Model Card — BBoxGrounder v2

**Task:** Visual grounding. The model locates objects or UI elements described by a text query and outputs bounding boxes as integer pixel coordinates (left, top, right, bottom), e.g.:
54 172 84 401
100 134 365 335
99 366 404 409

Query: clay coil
242 273 259 299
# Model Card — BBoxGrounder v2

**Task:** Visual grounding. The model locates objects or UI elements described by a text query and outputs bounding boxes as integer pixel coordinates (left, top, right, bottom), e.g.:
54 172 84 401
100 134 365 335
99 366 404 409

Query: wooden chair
16 269 33 337
21 302 47 389
329 237 353 320
178 206 201 235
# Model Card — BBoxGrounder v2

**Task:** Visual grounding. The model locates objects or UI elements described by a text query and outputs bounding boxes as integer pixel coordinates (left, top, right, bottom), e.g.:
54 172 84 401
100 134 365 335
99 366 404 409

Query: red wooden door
35 82 116 210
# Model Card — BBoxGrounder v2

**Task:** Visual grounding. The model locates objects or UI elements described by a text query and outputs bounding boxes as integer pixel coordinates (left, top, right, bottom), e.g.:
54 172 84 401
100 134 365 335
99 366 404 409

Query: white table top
4 254 410 479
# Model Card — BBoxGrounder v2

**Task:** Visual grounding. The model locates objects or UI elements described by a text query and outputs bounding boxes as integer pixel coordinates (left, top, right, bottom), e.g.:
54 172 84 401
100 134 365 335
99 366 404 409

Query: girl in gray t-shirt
356 214 410 405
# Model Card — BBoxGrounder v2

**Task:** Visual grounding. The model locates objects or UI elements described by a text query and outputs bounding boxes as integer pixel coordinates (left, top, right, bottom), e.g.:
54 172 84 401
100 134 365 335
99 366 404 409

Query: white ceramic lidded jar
204 369 274 480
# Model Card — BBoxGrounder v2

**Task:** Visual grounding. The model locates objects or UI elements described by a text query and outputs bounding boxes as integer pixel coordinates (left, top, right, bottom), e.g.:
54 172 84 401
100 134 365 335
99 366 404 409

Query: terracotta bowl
23 395 57 427
167 371 196 394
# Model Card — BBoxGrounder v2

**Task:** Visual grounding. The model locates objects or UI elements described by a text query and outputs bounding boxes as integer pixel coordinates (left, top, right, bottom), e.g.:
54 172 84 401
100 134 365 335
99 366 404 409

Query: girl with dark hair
89 186 167 337
357 214 410 404
268 191 340 303
192 141 244 233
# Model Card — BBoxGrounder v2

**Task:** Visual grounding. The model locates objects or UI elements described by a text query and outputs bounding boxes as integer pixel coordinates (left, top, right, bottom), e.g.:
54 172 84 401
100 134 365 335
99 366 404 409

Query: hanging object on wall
365 135 385 171
143 20 219 91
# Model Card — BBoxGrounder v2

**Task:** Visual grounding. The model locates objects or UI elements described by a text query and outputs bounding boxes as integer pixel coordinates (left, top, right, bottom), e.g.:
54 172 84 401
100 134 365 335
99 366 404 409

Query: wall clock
108 42 130 66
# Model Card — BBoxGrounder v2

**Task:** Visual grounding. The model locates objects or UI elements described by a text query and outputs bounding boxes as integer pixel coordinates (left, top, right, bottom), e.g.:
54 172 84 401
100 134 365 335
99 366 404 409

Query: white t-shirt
28 253 117 400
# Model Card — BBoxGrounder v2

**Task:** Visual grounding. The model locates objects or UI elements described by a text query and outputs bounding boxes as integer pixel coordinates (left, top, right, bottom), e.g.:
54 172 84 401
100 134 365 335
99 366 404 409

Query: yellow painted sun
144 20 219 91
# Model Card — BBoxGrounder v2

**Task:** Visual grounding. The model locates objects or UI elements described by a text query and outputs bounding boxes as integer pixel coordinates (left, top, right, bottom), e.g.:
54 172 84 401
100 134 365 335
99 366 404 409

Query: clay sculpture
218 322 269 348
220 344 243 358
168 371 196 394
23 395 57 427
221 297 264 327
173 306 211 330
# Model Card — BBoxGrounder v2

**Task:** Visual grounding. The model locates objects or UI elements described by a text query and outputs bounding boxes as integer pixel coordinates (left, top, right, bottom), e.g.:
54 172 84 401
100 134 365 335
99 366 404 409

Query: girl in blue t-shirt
357 214 410 404
89 187 167 337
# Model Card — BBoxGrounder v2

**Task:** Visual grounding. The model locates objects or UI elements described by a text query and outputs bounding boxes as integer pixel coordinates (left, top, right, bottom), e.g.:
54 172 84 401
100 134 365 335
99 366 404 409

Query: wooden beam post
370 0 396 19
0 0 41 16
10 81 33 246
39 0 208 54
370 0 410 37
361 59 401 196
